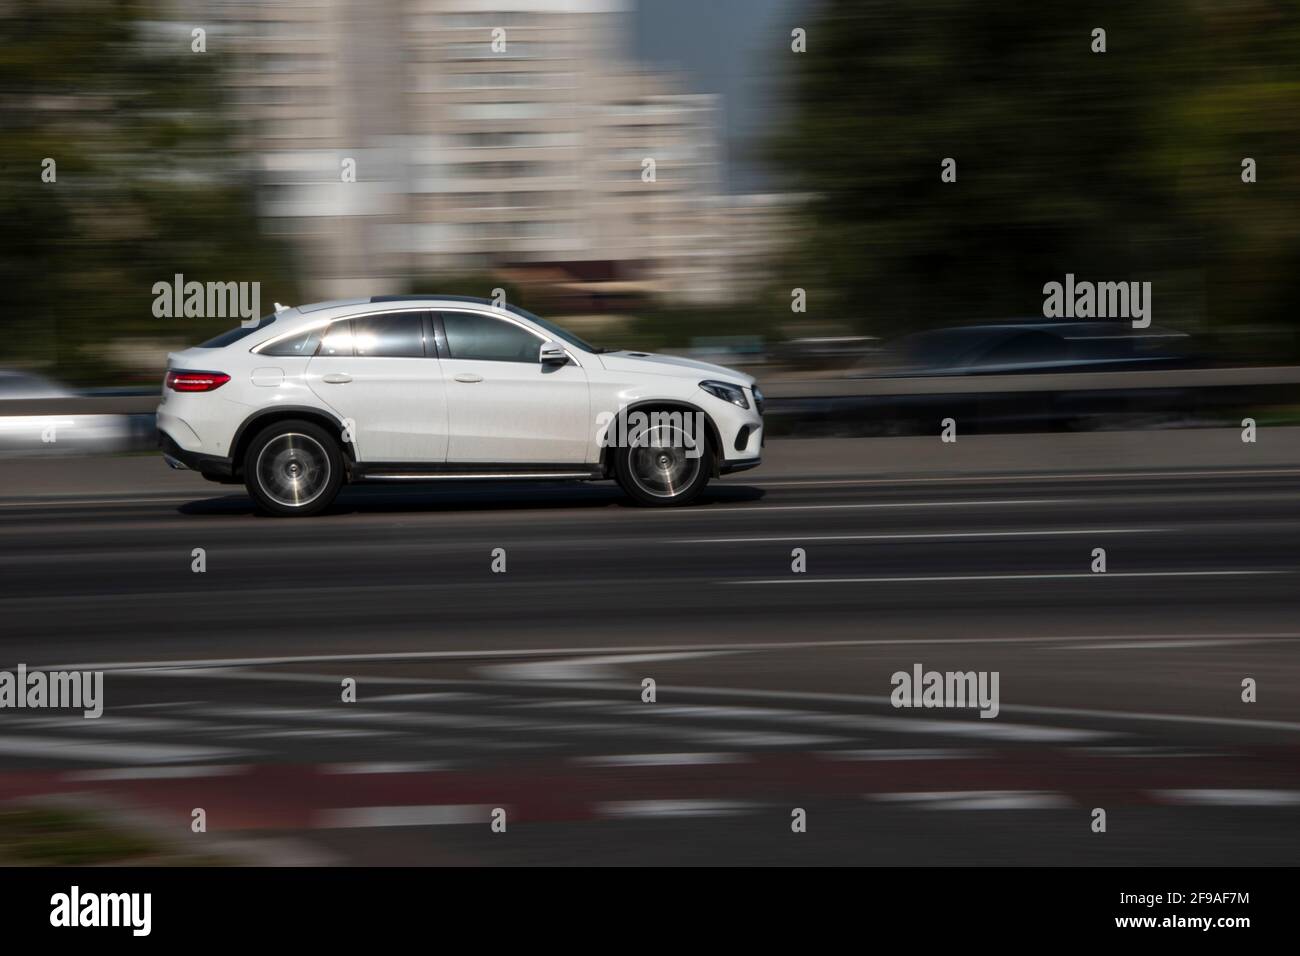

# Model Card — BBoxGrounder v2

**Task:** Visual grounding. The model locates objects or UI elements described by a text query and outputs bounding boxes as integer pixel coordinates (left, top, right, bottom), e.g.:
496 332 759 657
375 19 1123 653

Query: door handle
322 373 352 384
454 373 484 383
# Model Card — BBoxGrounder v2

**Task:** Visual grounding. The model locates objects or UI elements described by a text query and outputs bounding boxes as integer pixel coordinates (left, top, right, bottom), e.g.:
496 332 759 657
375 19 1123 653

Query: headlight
699 380 749 409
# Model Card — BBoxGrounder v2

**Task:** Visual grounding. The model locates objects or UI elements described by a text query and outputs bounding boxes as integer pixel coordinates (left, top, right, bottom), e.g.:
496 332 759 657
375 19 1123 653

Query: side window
260 327 322 357
440 311 541 363
352 311 426 358
318 321 354 357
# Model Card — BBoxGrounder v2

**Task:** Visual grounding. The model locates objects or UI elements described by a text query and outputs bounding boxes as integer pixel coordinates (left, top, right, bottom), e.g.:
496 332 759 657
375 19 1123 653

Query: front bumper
720 456 762 475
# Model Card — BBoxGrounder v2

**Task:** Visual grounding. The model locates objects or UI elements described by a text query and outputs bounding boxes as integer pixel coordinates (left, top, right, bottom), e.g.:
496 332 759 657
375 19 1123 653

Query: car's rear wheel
614 418 712 506
244 420 343 517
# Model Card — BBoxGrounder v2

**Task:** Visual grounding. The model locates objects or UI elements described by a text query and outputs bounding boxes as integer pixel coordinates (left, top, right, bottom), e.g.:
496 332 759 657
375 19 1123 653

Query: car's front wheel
614 419 712 506
243 419 343 517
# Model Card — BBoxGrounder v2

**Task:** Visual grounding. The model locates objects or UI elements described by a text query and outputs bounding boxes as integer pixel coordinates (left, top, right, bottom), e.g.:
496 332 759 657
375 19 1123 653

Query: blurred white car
158 296 764 515
0 369 136 454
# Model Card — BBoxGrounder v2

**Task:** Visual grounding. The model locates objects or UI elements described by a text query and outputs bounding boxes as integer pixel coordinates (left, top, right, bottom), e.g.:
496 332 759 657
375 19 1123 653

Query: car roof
369 295 498 306
288 295 510 316
239 296 530 349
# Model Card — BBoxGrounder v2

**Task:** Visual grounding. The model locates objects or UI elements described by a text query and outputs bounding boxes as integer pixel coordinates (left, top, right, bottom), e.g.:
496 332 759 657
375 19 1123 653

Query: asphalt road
1 449 1299 864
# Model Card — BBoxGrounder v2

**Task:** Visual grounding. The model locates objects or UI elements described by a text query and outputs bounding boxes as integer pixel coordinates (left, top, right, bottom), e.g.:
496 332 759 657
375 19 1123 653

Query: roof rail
370 294 493 305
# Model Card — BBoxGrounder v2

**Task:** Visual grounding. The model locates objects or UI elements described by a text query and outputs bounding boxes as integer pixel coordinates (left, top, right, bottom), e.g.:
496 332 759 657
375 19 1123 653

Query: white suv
157 296 763 515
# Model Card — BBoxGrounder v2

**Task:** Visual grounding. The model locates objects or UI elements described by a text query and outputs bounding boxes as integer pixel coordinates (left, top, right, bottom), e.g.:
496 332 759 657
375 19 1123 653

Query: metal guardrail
1 366 1295 448
760 365 1300 399
2 366 1298 414
759 366 1300 436
1 394 162 415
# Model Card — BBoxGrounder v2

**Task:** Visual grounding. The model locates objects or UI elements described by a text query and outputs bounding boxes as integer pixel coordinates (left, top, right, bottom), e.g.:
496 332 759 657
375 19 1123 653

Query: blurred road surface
0 436 1298 864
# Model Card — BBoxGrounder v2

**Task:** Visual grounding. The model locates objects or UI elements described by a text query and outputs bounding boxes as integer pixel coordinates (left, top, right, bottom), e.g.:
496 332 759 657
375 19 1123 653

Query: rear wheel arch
231 406 356 479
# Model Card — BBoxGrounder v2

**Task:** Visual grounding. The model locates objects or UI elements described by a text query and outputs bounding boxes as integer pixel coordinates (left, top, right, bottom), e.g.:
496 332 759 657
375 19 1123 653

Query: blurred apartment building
172 0 743 307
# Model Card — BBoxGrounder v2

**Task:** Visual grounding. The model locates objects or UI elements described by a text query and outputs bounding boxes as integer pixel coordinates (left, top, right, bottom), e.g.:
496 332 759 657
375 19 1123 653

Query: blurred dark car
762 321 1211 437
864 321 1195 377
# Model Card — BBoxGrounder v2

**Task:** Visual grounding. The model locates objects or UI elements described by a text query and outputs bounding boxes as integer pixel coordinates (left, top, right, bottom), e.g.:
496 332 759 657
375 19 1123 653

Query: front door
306 310 448 462
436 309 590 464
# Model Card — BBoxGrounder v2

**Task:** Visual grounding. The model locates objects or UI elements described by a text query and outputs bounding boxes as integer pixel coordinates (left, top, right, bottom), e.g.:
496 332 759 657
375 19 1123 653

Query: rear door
436 309 591 464
306 310 448 462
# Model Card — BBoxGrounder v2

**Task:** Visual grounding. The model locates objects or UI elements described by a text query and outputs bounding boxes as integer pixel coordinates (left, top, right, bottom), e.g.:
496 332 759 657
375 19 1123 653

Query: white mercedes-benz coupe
158 296 763 515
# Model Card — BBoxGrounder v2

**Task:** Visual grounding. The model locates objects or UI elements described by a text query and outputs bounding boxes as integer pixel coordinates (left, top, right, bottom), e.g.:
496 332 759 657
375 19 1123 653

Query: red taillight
166 369 231 392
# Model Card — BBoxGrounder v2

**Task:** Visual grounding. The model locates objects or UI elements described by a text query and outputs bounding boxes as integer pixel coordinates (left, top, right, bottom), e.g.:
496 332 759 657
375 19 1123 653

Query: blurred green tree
0 0 299 384
767 0 1300 355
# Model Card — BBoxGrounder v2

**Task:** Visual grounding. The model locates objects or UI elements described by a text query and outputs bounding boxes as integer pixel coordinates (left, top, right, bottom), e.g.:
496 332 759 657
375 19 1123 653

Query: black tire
613 416 712 507
243 419 344 517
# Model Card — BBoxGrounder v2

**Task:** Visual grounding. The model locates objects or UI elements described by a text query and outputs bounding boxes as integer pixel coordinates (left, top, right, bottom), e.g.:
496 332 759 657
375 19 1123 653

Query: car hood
596 350 754 386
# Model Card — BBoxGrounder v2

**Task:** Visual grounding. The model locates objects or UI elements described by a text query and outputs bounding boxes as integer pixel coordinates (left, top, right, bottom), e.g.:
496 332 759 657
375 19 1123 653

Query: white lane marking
678 527 1168 544
731 498 1078 512
420 674 1295 741
749 467 1300 487
0 495 200 508
696 730 846 747
191 703 740 748
1072 747 1232 759
820 748 978 761
317 805 496 828
605 703 823 721
0 583 552 606
0 735 248 765
507 698 621 710
843 716 1102 743
194 704 516 731
573 753 748 767
114 701 204 710
243 727 391 740
20 547 1195 607
596 799 759 819
510 699 1103 744
549 681 1300 736
63 764 250 781
199 723 278 734
606 703 1089 741
481 651 734 682
128 667 440 687
13 520 1291 566
53 632 1300 673
321 762 449 775
364 692 490 703
728 570 1279 585
1153 789 1300 807
5 715 204 733
869 790 1072 810
1054 639 1269 650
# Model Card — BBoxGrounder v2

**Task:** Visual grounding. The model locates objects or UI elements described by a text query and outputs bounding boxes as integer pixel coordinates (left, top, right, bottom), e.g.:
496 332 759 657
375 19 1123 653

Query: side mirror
539 341 567 365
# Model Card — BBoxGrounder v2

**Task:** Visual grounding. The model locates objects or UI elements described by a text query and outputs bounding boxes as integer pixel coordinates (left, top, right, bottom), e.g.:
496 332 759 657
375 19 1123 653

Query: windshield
507 305 597 353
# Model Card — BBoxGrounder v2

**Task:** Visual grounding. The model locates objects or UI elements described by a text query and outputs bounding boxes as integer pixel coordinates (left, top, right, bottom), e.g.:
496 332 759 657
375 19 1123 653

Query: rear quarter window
197 314 277 348
260 327 322 357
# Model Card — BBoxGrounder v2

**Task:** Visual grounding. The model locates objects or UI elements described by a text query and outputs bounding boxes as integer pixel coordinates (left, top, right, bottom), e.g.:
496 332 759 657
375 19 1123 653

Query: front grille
752 385 765 414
